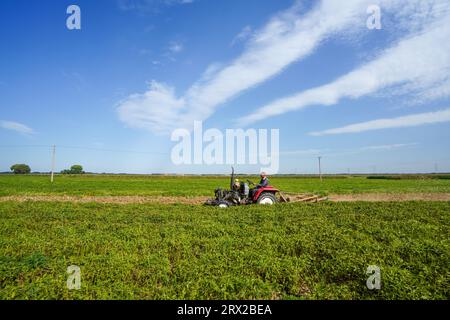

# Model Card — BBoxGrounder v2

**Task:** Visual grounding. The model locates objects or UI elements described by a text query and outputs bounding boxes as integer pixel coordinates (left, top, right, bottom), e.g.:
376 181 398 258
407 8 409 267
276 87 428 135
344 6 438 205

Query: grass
1 174 450 197
1 201 448 299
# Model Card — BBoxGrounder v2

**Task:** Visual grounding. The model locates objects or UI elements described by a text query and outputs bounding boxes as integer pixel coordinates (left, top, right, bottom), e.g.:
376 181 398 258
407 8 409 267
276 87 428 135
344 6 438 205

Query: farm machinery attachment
204 168 328 207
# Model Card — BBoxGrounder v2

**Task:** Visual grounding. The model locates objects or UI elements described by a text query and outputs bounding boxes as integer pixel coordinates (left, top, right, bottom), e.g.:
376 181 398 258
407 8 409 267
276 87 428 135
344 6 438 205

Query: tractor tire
257 192 277 205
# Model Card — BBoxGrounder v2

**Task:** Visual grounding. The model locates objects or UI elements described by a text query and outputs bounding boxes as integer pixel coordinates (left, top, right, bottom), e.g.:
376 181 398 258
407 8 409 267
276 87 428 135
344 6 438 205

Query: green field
1 201 448 299
1 174 450 196
0 174 449 300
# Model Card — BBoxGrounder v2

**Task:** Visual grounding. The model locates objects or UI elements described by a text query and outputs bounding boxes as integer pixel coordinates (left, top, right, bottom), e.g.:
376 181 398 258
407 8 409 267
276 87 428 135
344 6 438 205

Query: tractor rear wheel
217 201 229 208
257 192 277 205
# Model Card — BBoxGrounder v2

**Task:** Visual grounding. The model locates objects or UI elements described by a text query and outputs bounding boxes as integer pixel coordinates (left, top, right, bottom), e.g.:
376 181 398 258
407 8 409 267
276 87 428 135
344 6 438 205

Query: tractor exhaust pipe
230 166 235 190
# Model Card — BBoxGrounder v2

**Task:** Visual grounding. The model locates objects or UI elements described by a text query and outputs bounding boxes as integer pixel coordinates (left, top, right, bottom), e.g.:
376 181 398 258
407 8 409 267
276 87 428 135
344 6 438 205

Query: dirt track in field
328 193 450 202
0 193 450 204
0 195 208 205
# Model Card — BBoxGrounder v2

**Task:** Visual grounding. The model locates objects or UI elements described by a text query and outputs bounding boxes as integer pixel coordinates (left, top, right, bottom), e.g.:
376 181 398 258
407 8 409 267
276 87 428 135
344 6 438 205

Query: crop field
1 174 450 197
0 175 449 300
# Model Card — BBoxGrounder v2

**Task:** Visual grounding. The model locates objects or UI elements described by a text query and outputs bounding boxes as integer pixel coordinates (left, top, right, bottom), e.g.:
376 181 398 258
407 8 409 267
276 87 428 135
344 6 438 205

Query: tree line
9 164 85 174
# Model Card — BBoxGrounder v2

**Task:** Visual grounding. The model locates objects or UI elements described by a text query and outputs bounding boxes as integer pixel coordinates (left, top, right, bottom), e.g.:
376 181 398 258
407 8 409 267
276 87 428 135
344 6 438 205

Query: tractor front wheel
257 192 277 205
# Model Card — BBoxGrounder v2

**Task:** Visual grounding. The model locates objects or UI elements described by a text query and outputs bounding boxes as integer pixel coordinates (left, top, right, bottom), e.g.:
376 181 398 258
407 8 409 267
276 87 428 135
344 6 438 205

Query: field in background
1 174 450 197
1 201 448 299
0 174 449 300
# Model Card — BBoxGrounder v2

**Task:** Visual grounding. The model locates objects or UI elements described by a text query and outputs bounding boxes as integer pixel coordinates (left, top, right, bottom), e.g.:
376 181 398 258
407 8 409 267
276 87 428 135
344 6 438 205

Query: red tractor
205 168 281 207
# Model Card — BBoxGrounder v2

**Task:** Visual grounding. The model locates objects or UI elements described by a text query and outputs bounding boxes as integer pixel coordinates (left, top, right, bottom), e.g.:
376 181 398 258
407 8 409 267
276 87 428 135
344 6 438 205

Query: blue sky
0 0 449 174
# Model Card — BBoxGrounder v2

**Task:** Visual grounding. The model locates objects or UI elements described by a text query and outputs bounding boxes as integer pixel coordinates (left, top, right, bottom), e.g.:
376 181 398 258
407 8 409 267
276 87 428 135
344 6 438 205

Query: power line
0 145 53 148
57 145 169 155
0 144 169 155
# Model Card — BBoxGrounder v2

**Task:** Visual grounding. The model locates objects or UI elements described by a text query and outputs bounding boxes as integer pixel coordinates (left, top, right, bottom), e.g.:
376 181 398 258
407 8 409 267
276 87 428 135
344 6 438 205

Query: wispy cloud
118 0 449 134
280 149 331 158
238 0 450 126
282 143 417 159
117 0 194 12
168 41 183 54
360 143 418 151
117 0 393 134
230 25 253 47
0 120 35 135
309 108 450 136
159 40 185 63
280 149 325 156
137 48 152 56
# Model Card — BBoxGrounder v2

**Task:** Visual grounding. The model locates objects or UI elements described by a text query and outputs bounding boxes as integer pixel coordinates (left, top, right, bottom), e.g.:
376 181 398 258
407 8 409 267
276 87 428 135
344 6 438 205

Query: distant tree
10 164 31 174
60 165 85 174
70 165 84 174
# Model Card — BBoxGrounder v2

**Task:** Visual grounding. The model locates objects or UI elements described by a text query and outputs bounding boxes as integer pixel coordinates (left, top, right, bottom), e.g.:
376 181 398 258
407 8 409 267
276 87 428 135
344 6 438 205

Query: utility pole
51 145 56 183
318 156 322 182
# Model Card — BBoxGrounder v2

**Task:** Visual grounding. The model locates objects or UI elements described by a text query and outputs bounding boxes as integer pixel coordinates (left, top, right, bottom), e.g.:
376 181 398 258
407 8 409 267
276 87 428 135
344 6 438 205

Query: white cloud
281 143 417 159
168 41 183 54
360 143 417 151
117 0 383 133
0 120 35 135
238 0 450 125
309 108 450 136
117 81 185 134
118 0 194 12
281 149 324 156
118 0 449 134
230 26 253 46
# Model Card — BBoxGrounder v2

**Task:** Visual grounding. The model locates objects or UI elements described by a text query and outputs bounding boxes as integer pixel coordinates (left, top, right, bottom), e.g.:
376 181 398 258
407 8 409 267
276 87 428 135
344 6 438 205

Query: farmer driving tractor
250 172 269 198
205 167 327 207
257 172 269 188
